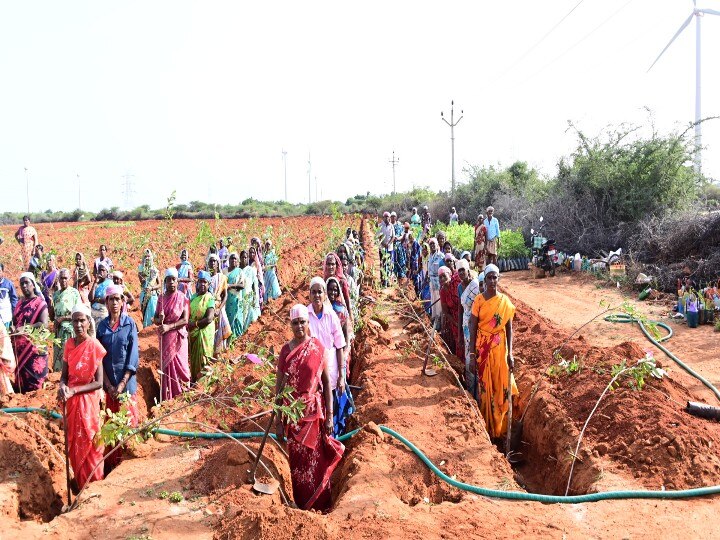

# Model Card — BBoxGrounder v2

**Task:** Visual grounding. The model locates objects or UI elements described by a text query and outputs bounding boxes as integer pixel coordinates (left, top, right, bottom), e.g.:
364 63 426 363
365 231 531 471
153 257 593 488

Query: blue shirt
484 216 500 241
97 313 139 395
0 277 18 326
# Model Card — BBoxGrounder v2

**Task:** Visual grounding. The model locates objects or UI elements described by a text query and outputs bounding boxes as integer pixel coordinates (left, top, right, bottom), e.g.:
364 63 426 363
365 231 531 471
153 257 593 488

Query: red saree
64 337 106 488
277 337 344 511
439 272 463 358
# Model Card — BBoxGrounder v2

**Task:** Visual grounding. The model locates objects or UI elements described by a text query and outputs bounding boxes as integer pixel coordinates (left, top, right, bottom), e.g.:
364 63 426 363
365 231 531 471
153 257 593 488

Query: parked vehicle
530 217 558 277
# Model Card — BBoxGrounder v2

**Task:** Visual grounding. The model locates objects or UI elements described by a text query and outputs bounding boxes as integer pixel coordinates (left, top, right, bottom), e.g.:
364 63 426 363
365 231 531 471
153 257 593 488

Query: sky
1 1 719 213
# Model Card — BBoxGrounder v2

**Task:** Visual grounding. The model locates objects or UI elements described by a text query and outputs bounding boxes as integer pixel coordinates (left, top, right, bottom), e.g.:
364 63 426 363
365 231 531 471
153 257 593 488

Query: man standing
378 212 395 287
14 216 38 271
0 264 18 329
484 206 501 266
449 207 459 226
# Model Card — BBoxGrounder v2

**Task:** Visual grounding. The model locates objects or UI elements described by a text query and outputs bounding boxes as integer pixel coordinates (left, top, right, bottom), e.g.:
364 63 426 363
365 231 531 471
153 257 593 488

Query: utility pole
307 153 312 203
440 100 463 196
24 168 29 214
388 150 399 194
282 149 288 201
77 173 81 210
122 172 135 209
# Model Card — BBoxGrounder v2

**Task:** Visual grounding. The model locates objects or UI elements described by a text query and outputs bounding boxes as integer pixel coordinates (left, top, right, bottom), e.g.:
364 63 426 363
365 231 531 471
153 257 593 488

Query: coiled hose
3 405 720 503
603 313 720 402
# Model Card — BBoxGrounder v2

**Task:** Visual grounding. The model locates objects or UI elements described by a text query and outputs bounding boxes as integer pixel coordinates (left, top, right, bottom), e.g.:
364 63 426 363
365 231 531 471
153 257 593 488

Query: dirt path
501 270 720 404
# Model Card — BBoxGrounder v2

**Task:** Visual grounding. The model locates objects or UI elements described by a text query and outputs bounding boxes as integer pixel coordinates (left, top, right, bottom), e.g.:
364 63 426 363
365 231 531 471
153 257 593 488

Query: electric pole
282 149 288 201
440 100 463 196
24 168 30 214
77 173 81 210
388 150 399 194
307 153 312 203
122 172 135 209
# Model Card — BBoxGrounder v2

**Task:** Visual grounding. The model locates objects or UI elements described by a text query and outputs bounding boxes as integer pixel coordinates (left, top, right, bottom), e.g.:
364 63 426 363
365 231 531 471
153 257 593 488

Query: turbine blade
698 8 720 16
647 13 695 72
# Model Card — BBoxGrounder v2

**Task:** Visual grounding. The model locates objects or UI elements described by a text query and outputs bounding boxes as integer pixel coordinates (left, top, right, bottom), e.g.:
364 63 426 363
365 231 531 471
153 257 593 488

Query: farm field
1 216 720 539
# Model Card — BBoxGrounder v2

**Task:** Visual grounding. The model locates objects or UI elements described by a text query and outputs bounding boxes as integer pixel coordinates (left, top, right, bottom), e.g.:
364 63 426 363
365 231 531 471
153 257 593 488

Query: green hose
604 312 720 402
3 406 720 503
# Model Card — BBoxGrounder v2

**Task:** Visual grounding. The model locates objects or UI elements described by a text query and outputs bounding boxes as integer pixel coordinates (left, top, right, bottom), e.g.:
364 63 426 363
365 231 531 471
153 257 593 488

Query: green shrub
498 229 530 259
431 221 474 252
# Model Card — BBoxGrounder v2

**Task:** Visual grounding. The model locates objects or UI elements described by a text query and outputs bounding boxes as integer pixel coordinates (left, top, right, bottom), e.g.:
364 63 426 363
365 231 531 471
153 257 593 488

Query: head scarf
71 303 92 317
165 268 179 279
438 266 451 277
105 284 124 298
96 260 109 272
111 270 124 280
309 276 326 291
19 272 41 296
251 237 265 265
390 211 397 217
290 304 309 321
142 249 155 272
180 249 190 265
484 263 499 276
265 239 273 251
207 254 221 272
197 270 211 282
323 252 345 281
444 253 455 262
478 271 485 282
456 259 470 272
461 251 471 260
382 211 390 217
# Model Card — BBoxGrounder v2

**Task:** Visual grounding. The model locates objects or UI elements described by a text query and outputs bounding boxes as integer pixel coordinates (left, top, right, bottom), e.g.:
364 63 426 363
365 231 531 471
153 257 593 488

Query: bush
498 229 530 259
431 221 475 252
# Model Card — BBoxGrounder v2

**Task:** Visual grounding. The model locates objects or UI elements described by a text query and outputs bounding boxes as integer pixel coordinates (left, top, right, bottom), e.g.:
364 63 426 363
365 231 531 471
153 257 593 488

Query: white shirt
307 303 346 389
379 222 395 251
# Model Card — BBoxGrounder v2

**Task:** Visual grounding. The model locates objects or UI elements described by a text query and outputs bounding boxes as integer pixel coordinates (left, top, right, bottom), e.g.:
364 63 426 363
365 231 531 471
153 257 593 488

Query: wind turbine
648 1 720 175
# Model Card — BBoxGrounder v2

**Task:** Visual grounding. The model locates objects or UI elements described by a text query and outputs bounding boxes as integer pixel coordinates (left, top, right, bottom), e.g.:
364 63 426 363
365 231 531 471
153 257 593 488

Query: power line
496 0 589 81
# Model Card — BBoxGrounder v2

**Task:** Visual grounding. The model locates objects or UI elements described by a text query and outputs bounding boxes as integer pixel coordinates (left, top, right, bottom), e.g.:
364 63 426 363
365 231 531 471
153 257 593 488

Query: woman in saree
153 269 190 400
188 271 215 382
248 244 265 310
326 277 353 379
176 249 194 299
274 304 344 511
338 255 360 323
438 266 463 358
11 273 49 393
138 249 160 328
41 254 60 307
457 260 481 396
226 252 253 336
51 269 81 372
427 238 444 325
92 244 114 277
207 255 231 354
74 252 91 306
418 242 432 316
240 250 260 326
406 231 422 294
323 252 353 330
97 286 139 473
263 239 282 302
14 216 38 271
468 264 517 440
474 214 487 270
0 322 16 394
57 303 105 489
111 271 135 311
90 262 113 329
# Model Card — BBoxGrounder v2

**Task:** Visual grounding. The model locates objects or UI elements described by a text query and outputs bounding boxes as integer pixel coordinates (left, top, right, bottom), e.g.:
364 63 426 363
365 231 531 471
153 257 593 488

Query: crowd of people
376 205 516 443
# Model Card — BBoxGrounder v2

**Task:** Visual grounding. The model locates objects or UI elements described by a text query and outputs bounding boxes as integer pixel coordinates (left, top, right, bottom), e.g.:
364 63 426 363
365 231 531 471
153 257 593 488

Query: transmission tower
122 172 136 209
388 151 399 194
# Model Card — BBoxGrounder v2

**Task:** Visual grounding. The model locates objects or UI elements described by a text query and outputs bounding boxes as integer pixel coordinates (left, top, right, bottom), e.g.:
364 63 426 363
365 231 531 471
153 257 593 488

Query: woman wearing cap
58 303 105 489
263 239 282 302
438 265 462 358
111 271 135 310
207 255 231 354
153 269 190 400
307 277 351 437
11 273 49 393
427 238 444 325
50 268 82 372
90 262 113 328
176 249 194 299
457 260 481 395
97 285 140 472
188 271 215 382
468 264 517 439
274 303 344 511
